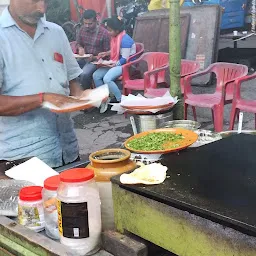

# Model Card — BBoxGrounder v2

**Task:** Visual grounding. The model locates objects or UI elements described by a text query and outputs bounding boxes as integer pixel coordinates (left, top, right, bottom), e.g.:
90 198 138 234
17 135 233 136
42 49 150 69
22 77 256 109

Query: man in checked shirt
76 9 110 89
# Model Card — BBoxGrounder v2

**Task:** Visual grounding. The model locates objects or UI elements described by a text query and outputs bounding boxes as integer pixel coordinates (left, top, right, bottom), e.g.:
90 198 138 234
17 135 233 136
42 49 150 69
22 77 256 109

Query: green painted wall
112 184 256 256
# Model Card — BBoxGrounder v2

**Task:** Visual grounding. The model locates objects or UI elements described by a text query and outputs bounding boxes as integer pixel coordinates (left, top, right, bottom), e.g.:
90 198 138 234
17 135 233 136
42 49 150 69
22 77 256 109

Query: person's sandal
100 98 111 114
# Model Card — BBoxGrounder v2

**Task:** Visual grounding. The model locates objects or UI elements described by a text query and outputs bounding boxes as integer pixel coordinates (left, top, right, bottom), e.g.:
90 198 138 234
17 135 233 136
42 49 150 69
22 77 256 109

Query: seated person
93 16 136 113
76 9 110 89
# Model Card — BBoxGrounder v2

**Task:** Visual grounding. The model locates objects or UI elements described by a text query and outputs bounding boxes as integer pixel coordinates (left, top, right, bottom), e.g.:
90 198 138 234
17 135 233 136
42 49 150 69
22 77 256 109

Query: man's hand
78 47 85 56
87 55 94 62
97 51 110 59
43 93 88 107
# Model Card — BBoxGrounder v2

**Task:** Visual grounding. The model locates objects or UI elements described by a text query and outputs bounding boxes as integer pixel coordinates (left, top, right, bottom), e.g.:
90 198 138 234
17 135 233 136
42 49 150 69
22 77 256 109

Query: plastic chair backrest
211 62 248 95
135 43 144 55
127 42 145 62
142 52 169 70
70 41 78 54
181 60 201 77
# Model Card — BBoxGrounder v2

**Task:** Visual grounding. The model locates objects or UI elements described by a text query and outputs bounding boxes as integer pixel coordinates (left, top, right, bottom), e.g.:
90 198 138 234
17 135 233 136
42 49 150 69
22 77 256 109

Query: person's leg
93 67 110 87
103 66 123 101
79 63 97 89
77 58 87 69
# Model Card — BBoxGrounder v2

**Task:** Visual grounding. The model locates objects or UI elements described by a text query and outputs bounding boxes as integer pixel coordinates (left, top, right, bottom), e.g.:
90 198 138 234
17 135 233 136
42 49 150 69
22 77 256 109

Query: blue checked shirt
0 8 83 167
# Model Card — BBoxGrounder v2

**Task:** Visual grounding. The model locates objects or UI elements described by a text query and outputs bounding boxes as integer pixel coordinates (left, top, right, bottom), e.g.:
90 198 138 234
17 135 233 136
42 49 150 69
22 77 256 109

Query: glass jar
42 175 60 240
57 168 101 256
18 186 45 232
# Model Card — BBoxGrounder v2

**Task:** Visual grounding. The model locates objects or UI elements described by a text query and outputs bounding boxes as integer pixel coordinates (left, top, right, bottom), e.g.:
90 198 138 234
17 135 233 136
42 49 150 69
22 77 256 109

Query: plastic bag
0 180 34 216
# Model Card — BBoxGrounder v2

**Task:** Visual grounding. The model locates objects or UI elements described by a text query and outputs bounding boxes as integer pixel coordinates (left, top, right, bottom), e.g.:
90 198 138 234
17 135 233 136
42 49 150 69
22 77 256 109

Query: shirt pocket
53 61 69 89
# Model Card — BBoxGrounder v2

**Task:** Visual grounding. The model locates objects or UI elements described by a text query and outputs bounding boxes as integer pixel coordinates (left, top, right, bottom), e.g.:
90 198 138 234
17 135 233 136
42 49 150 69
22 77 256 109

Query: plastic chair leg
236 110 240 121
192 106 197 121
123 88 127 96
213 106 224 132
184 103 188 120
229 104 238 130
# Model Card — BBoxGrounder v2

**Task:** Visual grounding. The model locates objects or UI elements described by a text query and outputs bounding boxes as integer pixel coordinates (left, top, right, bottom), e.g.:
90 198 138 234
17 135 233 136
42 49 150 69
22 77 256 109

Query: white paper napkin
5 157 59 187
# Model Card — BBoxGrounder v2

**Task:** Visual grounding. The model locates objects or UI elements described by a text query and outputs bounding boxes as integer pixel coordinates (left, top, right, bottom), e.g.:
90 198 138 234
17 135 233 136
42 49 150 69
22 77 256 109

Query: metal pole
106 0 112 18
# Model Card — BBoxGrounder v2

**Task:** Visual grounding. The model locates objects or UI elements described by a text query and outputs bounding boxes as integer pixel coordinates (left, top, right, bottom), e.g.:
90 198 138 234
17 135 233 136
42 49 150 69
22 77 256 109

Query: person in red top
76 9 110 89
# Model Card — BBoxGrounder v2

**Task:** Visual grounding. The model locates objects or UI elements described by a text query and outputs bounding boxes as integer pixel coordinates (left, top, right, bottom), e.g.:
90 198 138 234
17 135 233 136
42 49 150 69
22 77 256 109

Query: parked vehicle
182 0 247 30
61 3 85 42
119 0 148 37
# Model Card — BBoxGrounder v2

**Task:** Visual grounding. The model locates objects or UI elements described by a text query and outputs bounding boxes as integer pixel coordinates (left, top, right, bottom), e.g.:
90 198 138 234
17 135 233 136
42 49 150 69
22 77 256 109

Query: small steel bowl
159 120 201 130
190 129 222 147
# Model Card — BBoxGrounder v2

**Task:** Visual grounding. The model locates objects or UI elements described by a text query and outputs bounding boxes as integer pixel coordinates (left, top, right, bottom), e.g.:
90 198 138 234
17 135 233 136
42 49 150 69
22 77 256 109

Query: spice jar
87 148 136 230
42 175 60 240
57 168 101 256
18 186 45 232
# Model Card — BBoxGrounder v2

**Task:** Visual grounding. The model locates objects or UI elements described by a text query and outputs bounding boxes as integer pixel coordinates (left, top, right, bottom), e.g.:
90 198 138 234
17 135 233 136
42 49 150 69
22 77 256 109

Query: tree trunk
169 0 184 119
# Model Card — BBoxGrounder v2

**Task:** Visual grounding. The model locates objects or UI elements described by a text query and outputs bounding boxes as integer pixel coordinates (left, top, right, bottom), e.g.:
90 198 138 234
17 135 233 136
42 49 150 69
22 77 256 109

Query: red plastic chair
144 59 201 97
127 42 144 62
184 62 248 132
122 52 169 95
70 41 78 54
116 42 144 81
229 73 256 130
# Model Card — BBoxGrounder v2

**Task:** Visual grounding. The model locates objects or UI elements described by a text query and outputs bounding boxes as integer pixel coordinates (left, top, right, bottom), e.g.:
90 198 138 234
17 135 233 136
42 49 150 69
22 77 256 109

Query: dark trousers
77 59 97 89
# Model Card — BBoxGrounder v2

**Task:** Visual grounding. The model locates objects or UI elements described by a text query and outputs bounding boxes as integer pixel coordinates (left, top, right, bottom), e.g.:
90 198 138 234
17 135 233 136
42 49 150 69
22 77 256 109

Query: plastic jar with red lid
18 186 45 232
42 175 60 240
57 168 101 256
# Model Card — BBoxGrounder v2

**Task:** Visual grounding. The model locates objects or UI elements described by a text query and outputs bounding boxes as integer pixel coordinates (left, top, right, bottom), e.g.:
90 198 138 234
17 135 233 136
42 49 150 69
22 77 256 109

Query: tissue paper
5 157 59 187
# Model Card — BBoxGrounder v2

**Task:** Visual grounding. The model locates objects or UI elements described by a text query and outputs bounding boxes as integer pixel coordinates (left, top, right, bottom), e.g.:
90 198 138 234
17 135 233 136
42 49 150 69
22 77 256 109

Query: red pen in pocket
54 52 63 63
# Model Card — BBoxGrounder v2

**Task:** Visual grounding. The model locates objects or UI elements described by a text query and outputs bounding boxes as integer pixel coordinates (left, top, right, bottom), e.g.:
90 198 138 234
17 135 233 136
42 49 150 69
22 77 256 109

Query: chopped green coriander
127 132 184 151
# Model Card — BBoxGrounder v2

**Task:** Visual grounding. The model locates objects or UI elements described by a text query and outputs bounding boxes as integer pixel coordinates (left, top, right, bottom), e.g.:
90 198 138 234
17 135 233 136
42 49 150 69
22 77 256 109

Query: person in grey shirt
0 0 91 167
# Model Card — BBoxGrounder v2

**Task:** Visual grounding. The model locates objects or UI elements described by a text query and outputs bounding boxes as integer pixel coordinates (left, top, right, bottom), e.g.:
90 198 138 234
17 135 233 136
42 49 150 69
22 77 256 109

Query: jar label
57 200 89 239
18 204 44 229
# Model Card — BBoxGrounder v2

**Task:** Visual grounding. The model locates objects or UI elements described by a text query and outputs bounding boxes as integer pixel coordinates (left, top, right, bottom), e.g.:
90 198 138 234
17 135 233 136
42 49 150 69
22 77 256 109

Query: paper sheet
111 92 178 114
74 54 92 58
5 157 59 187
43 84 109 111
92 60 115 65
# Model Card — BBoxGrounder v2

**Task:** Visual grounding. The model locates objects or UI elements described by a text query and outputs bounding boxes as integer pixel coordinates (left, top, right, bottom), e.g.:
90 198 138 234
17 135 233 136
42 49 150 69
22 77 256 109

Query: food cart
111 133 256 255
1 131 256 255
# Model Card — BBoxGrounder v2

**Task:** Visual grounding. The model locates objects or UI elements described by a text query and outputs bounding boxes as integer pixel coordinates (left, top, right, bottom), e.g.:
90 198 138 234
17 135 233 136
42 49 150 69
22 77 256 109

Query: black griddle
111 134 256 237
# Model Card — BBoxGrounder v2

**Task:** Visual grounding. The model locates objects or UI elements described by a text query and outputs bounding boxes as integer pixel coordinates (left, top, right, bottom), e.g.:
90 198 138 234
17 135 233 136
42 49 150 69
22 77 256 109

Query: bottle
57 168 101 256
42 175 60 240
18 186 45 232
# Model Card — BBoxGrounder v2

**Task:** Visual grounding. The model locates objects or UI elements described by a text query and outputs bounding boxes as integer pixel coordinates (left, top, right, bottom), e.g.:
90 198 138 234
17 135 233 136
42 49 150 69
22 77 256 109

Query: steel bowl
159 120 201 130
219 130 256 138
190 129 222 147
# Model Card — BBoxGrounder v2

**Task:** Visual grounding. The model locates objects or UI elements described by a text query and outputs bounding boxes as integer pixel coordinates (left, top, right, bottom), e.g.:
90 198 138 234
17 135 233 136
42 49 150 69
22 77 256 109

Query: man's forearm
69 79 84 97
0 94 42 116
